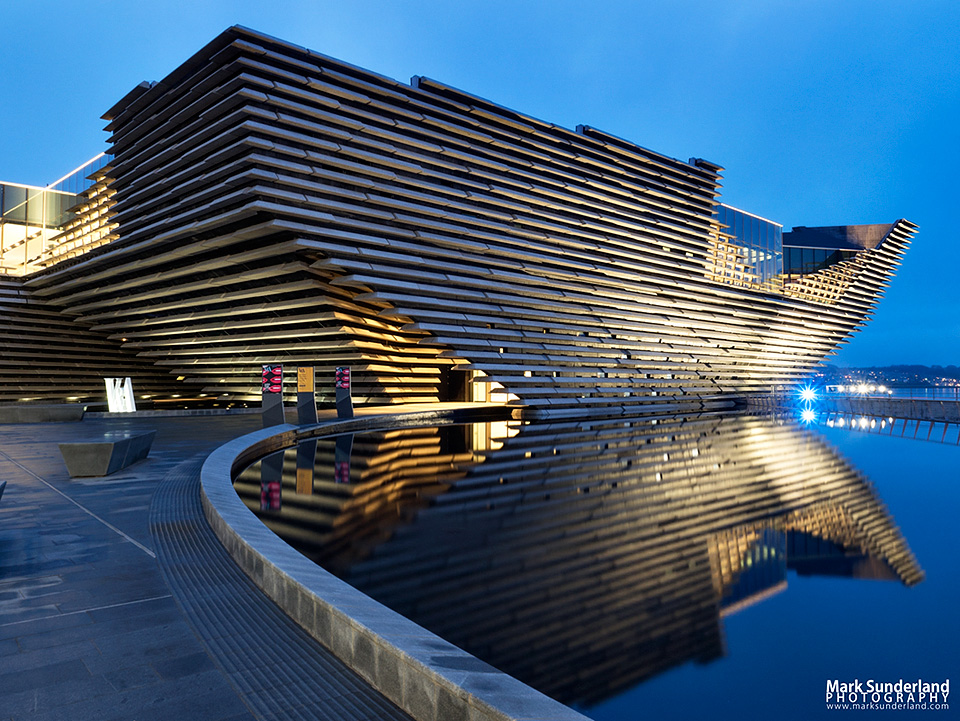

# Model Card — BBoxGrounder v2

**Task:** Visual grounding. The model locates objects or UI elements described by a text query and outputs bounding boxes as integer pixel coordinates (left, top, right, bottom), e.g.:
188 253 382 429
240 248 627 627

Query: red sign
335 366 351 389
262 365 282 393
260 481 281 510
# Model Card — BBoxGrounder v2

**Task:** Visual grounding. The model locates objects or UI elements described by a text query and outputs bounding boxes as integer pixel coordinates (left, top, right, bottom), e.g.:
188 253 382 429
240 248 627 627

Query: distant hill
817 364 960 385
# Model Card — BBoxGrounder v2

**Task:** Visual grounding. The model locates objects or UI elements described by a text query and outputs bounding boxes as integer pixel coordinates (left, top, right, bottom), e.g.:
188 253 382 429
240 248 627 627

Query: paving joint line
0 447 157 558
0 594 174 628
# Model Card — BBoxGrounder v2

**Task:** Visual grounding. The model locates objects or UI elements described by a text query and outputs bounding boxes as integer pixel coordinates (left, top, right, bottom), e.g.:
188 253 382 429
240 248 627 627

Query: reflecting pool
235 414 957 720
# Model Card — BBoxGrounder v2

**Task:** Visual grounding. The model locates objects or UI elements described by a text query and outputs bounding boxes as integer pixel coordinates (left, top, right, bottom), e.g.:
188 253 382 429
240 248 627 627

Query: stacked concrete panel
37 169 118 269
16 27 916 414
0 275 192 403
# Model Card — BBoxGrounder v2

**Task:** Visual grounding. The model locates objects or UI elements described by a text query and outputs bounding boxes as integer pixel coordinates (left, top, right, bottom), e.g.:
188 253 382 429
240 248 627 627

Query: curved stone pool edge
199 405 592 721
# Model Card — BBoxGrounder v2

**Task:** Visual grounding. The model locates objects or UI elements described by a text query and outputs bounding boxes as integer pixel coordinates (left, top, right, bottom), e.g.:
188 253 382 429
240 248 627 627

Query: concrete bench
0 404 85 423
58 430 156 478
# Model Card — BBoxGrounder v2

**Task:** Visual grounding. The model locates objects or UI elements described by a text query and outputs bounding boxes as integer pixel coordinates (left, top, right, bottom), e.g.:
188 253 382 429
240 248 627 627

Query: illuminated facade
0 155 112 275
1 27 917 413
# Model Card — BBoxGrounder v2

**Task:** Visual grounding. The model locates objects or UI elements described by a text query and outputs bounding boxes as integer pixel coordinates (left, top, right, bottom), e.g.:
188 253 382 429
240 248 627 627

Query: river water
235 413 959 720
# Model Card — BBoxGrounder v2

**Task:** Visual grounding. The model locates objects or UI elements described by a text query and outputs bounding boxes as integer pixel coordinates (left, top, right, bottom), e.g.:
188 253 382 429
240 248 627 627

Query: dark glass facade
783 246 857 283
713 204 783 284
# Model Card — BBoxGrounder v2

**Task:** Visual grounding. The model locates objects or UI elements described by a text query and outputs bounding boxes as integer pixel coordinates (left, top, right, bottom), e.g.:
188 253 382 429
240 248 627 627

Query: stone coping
87 407 263 418
200 405 591 721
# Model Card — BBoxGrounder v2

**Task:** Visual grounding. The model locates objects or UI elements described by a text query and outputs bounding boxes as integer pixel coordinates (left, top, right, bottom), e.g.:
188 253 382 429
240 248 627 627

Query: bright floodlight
857 383 869 394
800 387 817 402
801 408 816 423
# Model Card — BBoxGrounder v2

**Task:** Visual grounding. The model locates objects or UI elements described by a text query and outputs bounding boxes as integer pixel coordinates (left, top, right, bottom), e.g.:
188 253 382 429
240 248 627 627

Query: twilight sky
1 0 956 367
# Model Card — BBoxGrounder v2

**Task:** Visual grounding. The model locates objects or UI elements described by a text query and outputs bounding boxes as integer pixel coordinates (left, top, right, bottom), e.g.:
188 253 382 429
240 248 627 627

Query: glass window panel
2 185 27 221
26 189 46 225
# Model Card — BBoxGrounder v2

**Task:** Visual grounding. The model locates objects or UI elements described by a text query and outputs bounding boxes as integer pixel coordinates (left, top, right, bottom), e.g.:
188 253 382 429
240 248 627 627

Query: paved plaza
0 414 411 721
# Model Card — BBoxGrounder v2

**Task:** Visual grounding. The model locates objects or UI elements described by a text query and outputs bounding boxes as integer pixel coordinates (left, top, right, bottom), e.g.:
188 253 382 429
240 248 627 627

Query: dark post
261 364 284 427
295 439 317 495
259 450 283 511
333 433 353 484
297 366 318 425
335 366 354 419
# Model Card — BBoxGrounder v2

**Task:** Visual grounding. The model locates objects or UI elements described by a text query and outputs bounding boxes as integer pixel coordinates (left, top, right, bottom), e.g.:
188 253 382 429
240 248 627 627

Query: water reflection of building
235 422 522 571
240 414 922 707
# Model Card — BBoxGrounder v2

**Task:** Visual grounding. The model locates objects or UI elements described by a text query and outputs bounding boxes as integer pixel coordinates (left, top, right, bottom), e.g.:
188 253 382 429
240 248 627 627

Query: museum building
0 26 917 417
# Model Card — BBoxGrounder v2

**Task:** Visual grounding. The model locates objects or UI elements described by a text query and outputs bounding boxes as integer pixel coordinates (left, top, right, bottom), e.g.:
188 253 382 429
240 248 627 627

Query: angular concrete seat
0 404 85 424
58 430 156 478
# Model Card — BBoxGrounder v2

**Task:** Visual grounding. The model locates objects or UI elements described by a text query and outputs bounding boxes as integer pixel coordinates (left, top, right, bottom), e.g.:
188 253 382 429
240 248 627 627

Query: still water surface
235 414 958 720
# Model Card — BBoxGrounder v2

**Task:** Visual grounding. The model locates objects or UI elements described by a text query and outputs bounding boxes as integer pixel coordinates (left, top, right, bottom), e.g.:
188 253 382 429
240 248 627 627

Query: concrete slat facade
6 27 916 413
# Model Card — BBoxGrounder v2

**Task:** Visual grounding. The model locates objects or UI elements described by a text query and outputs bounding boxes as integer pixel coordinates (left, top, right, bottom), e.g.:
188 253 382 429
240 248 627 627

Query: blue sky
2 0 956 366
